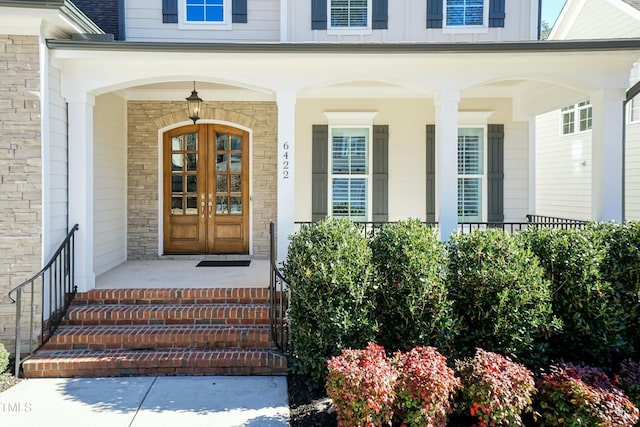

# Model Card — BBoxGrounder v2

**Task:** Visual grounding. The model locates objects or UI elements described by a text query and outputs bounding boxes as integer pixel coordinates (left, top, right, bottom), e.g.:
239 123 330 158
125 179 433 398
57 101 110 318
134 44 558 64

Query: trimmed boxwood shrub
283 218 376 387
524 225 633 367
447 230 559 367
370 219 454 352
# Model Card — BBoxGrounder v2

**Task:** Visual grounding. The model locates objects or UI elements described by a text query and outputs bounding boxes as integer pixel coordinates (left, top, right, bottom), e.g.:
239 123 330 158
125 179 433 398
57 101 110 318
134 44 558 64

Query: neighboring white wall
552 0 640 40
125 0 280 42
627 120 640 220
289 0 537 42
93 94 127 276
48 65 69 255
535 110 592 220
295 98 529 223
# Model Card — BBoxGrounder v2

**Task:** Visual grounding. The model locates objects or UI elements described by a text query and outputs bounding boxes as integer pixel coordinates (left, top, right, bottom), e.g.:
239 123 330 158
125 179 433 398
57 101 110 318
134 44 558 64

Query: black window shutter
487 124 504 222
232 0 248 23
312 125 329 221
311 0 328 30
162 0 178 23
372 125 389 222
426 125 436 222
489 0 505 28
372 0 388 30
426 0 443 28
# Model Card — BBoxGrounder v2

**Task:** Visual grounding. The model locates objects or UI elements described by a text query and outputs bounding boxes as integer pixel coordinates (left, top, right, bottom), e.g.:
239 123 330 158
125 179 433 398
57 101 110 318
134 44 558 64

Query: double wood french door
163 124 249 254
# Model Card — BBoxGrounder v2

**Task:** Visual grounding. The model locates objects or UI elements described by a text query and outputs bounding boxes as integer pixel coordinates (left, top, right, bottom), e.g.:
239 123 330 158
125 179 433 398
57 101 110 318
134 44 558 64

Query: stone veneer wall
127 101 277 259
0 35 42 353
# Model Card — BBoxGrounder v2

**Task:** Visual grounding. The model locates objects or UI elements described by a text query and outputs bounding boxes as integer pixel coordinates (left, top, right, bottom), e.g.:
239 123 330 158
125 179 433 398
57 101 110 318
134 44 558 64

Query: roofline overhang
46 38 640 54
0 0 103 34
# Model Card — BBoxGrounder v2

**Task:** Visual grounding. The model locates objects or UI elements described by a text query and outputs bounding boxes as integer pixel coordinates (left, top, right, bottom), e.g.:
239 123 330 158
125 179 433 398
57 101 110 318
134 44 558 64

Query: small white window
457 127 485 222
330 127 371 221
179 0 231 29
328 0 372 34
562 101 592 135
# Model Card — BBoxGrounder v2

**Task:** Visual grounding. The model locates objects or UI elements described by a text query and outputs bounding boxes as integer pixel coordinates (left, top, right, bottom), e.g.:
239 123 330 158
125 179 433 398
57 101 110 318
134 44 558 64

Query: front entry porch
95 258 270 289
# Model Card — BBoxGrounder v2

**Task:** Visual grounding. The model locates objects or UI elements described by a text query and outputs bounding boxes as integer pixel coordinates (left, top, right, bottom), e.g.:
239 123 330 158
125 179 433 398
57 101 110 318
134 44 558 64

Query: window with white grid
330 127 370 221
330 0 370 28
458 127 485 222
446 0 485 26
562 101 592 135
180 0 231 29
630 95 640 123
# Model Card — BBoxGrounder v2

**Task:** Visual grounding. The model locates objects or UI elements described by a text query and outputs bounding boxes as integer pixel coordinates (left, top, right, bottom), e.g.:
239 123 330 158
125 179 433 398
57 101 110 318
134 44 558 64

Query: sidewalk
0 376 289 427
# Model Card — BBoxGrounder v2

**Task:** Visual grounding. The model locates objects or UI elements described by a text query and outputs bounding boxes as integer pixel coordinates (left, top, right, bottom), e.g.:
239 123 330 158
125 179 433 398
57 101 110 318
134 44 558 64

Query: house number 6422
282 142 290 179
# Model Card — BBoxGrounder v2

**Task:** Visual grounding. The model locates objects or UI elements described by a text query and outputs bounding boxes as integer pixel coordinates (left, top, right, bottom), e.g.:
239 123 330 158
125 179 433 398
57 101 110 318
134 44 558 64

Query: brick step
62 303 269 326
21 348 287 378
73 288 271 306
42 324 272 351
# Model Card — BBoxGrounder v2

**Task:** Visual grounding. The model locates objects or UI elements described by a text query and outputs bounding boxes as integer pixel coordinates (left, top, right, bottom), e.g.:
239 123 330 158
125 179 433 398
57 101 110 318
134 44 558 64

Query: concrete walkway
0 376 289 426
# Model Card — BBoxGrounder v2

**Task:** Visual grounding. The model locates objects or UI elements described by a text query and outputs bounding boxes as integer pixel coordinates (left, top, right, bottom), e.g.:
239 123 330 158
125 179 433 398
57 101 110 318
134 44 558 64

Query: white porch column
590 88 626 222
434 90 460 241
67 91 95 292
276 91 297 263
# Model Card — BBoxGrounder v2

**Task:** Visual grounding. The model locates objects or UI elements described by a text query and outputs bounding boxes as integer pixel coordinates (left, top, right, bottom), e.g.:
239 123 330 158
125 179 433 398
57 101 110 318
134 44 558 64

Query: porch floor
95 259 270 289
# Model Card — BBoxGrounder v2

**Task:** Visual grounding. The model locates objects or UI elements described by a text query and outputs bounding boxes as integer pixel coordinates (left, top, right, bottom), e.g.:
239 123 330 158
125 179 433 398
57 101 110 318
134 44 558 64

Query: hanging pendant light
186 81 203 124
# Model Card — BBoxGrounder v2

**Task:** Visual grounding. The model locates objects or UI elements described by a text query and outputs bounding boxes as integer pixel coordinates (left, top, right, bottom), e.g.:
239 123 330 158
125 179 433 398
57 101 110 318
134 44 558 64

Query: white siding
93 94 127 276
289 0 537 43
535 110 592 220
125 0 280 42
626 120 640 220
295 98 529 223
556 1 640 40
48 66 69 256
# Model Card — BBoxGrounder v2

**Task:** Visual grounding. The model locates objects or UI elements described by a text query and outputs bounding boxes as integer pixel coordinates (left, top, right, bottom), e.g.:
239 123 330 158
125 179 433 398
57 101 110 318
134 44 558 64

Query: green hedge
524 225 634 366
283 218 376 387
0 343 8 375
370 220 454 353
447 230 559 368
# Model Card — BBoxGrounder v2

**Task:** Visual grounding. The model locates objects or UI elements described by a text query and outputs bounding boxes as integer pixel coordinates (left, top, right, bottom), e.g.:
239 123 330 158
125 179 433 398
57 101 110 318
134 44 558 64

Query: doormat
196 260 251 267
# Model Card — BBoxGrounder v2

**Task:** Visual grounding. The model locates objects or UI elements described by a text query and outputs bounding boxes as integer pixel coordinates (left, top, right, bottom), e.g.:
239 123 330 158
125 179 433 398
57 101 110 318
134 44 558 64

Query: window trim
561 101 592 135
457 125 488 223
443 0 490 34
327 0 373 35
178 0 233 30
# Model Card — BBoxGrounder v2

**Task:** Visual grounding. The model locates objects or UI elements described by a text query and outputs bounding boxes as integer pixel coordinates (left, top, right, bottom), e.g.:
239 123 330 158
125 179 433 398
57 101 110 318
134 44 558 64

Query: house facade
536 0 640 221
1 0 640 354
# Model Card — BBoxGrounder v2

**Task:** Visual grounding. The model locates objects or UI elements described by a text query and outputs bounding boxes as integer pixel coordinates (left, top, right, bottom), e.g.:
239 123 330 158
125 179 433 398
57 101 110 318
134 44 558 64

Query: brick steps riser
42 326 272 351
73 289 275 306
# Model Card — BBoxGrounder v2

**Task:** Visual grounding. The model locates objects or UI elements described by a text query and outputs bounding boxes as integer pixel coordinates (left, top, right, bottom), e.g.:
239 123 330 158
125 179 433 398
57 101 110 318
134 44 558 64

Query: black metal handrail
526 214 588 225
8 224 79 375
269 222 289 354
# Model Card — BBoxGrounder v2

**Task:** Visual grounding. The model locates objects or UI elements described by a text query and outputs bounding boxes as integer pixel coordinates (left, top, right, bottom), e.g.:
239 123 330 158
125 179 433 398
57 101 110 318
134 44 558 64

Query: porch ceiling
48 39 640 116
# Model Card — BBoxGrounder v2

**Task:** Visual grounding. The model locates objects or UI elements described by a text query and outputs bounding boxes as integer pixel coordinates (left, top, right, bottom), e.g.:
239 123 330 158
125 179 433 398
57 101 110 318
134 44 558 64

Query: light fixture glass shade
186 82 203 123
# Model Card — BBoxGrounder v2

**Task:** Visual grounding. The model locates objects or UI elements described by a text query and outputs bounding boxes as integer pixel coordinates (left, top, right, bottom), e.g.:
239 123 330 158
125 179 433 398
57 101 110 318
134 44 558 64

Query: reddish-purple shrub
455 348 535 426
617 360 640 409
538 362 639 427
393 346 460 427
326 342 397 427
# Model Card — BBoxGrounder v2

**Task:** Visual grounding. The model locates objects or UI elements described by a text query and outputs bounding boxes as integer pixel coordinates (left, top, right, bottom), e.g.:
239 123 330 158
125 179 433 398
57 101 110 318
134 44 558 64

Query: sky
541 0 568 27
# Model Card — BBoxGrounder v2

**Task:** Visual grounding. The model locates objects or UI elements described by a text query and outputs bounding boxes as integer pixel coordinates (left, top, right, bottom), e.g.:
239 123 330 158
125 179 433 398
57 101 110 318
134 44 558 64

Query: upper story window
562 101 592 135
179 0 232 29
446 0 484 26
330 0 369 28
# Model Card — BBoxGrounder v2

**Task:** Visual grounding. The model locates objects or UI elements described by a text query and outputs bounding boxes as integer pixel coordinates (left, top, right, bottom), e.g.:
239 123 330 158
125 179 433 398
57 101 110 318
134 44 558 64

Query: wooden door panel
163 124 249 254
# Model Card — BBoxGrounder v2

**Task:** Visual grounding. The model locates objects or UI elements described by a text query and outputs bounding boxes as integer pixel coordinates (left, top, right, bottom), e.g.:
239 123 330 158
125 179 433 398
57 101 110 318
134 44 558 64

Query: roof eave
45 38 640 54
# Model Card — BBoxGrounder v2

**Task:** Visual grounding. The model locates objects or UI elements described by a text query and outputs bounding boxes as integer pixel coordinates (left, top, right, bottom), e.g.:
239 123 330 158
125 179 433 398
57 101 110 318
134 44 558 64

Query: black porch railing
269 222 289 354
8 224 79 376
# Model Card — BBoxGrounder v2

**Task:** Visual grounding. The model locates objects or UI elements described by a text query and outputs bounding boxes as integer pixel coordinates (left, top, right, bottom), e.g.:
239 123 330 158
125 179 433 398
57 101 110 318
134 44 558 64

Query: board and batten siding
125 0 280 42
289 0 537 43
93 94 127 276
535 110 592 221
47 66 69 257
295 98 530 224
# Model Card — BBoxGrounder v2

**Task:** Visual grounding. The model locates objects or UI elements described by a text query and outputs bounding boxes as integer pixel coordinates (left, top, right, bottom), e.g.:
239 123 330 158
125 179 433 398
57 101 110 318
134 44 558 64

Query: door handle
200 201 205 217
208 201 213 217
